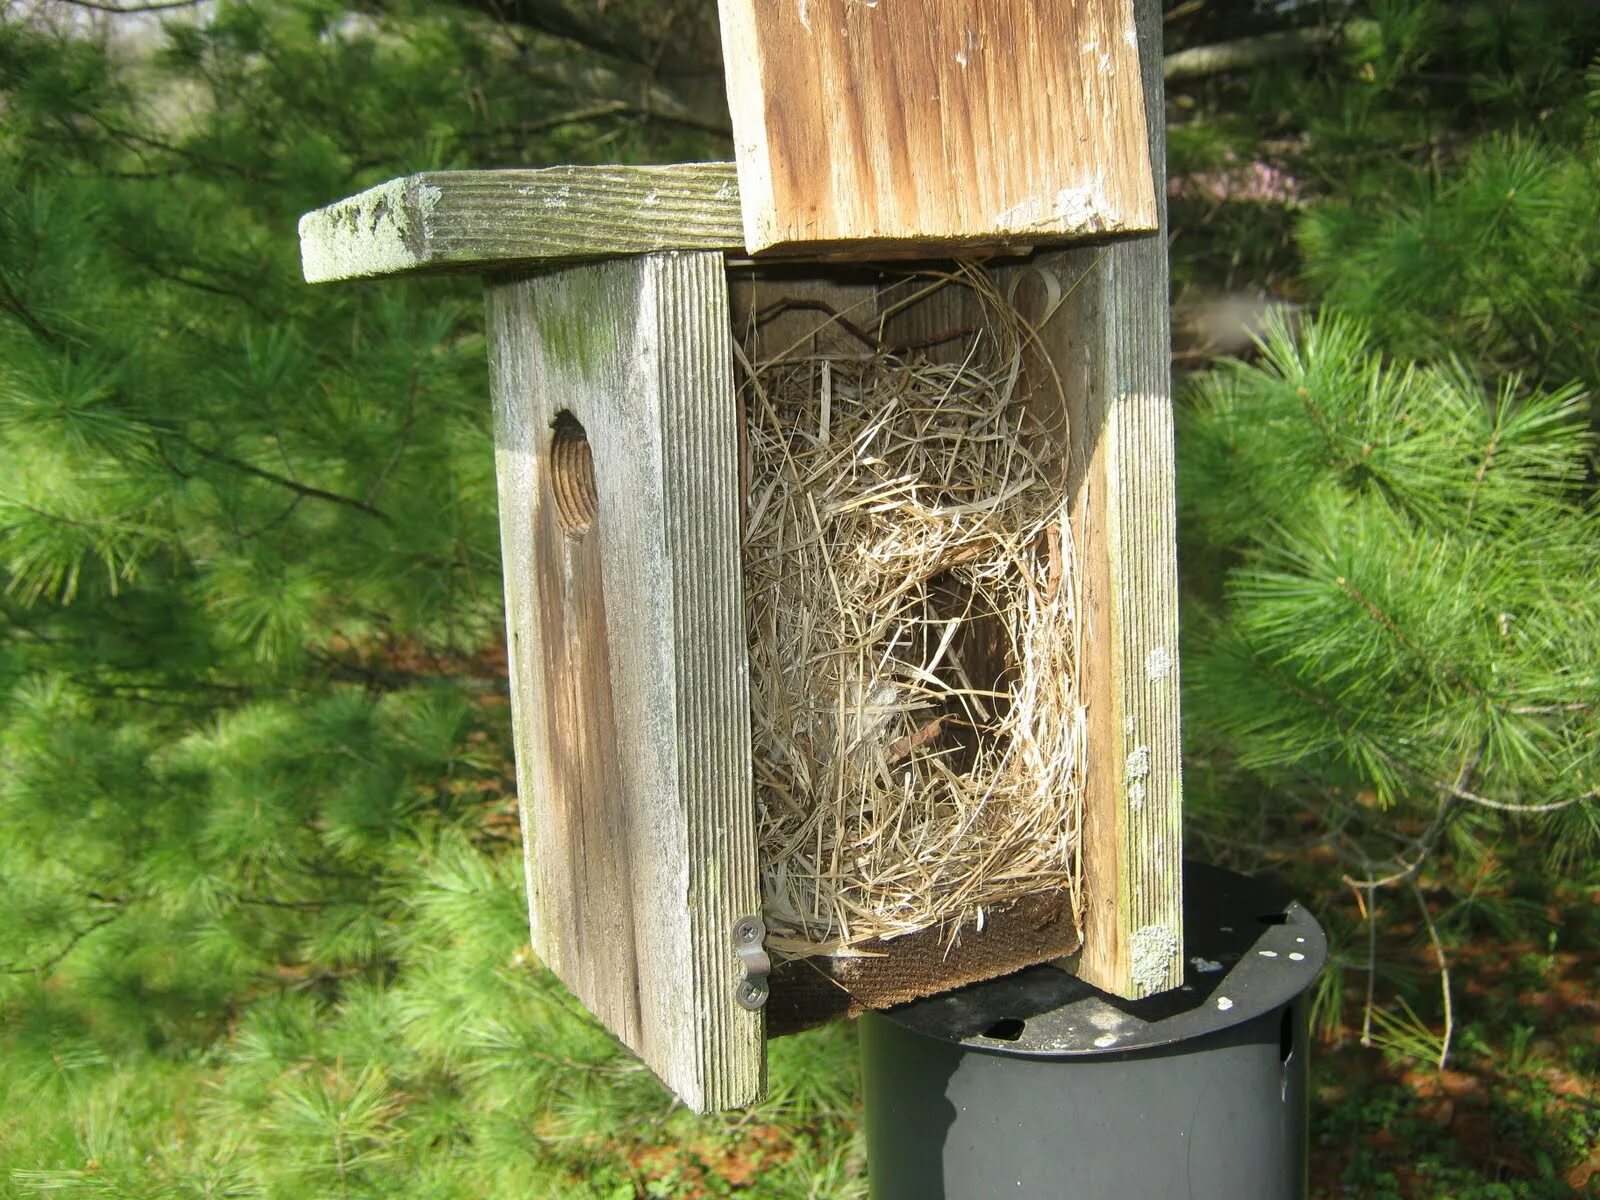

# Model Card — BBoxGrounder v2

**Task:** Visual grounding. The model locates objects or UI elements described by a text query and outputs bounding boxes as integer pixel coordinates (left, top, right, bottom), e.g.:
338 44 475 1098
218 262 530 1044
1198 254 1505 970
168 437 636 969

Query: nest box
299 0 1181 1113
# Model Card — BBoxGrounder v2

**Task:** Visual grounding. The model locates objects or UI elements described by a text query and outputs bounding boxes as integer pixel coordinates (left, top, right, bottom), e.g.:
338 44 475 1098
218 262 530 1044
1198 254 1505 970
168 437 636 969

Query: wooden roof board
717 0 1159 255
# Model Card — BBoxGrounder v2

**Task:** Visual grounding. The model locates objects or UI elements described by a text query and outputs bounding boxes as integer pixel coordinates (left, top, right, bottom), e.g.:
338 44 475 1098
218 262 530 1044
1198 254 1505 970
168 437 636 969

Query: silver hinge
733 914 771 1011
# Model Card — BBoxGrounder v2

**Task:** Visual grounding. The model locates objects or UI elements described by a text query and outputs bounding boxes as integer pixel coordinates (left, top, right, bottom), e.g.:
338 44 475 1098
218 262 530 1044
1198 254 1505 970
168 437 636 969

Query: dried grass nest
737 271 1087 960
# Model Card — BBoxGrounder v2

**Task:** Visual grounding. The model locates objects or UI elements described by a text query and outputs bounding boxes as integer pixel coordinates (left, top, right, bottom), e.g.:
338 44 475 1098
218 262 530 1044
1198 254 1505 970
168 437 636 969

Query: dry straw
737 268 1086 960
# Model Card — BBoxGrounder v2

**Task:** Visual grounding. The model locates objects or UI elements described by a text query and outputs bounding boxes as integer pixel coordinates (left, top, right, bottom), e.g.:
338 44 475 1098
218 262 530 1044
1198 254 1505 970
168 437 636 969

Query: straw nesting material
738 272 1086 960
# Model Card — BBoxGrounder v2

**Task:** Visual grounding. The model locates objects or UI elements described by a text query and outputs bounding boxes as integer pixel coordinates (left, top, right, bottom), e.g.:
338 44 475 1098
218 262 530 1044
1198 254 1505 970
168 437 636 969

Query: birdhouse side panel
486 254 763 1113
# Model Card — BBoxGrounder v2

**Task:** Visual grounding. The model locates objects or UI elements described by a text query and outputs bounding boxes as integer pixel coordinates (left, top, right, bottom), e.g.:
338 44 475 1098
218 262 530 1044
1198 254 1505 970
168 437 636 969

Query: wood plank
301 164 743 283
485 252 763 1112
996 0 1183 999
728 268 887 358
717 0 1158 256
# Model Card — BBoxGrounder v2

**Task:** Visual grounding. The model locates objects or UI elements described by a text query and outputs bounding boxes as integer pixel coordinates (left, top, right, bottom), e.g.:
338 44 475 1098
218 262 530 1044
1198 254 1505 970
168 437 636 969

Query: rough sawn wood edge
298 163 745 283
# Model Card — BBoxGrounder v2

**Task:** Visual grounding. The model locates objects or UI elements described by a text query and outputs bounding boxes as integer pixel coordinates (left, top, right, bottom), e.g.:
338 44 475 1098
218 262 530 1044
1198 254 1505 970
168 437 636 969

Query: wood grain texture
486 252 763 1112
717 0 1158 256
300 164 743 283
997 0 1183 999
728 268 888 358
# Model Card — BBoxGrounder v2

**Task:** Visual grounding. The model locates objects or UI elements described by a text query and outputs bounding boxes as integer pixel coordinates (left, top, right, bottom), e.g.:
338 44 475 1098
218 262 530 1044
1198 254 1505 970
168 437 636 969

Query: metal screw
737 978 769 1011
733 914 769 1011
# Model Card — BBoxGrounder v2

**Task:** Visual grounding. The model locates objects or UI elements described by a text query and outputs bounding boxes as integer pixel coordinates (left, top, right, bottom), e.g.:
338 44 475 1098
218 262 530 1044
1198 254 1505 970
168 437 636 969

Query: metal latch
733 915 771 1011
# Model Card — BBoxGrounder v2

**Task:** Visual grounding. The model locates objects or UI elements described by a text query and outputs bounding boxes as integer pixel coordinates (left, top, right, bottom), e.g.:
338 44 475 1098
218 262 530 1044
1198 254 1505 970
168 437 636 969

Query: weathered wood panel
717 0 1157 255
485 252 763 1111
997 0 1182 999
301 165 743 283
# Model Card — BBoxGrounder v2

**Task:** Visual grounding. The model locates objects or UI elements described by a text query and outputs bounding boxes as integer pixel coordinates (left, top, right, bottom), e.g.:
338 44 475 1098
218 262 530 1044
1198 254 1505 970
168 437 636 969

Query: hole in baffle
982 1018 1027 1042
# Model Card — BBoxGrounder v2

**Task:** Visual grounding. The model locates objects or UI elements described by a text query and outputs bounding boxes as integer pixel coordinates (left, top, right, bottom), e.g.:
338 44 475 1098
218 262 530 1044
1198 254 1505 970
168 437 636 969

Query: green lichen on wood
298 165 746 285
298 175 440 283
534 296 615 378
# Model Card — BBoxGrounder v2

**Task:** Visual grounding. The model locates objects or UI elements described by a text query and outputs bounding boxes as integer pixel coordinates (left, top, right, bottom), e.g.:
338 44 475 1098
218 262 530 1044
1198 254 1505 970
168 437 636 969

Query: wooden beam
876 244 1182 999
999 0 1182 999
485 252 762 1112
300 164 743 283
717 0 1158 256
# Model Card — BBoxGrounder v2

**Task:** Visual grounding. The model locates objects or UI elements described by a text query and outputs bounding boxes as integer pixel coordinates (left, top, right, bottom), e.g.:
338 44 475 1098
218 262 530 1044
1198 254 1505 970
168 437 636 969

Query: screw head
737 978 769 1011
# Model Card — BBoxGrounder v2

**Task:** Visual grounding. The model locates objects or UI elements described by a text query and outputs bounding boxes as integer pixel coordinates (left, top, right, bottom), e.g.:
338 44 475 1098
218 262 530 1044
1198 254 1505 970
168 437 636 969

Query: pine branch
1341 746 1482 892
1438 783 1597 815
110 238 272 319
1343 795 1458 892
1 910 125 976
234 892 354 911
361 368 420 509
54 0 209 11
1464 406 1506 521
1407 877 1454 1070
1164 19 1381 82
83 111 275 185
458 101 632 143
1332 574 1487 699
442 0 718 76
0 268 64 348
163 434 392 524
530 54 733 135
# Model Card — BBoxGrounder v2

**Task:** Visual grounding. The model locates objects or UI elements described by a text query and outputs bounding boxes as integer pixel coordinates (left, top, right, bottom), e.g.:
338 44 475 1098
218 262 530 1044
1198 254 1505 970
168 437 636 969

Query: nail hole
550 412 598 535
983 1017 1026 1041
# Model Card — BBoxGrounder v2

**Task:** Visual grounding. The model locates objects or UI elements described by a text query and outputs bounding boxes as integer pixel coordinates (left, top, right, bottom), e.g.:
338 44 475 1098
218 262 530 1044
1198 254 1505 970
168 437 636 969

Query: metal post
860 863 1327 1200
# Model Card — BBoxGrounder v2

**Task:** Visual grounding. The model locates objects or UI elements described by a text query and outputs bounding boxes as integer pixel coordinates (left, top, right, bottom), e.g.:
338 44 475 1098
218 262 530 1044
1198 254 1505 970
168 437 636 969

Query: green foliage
1300 135 1600 386
0 0 869 1191
1184 314 1598 818
3 0 1598 1193
0 3 868 1196
1178 3 1600 884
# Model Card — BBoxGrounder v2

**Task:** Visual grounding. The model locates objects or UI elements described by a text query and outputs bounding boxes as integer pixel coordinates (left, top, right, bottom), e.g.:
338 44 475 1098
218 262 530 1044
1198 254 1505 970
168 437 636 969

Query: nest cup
737 269 1088 965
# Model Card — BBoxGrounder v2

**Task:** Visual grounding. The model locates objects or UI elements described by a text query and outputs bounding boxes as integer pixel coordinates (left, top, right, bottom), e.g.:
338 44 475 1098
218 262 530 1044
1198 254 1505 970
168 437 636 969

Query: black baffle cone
860 862 1327 1200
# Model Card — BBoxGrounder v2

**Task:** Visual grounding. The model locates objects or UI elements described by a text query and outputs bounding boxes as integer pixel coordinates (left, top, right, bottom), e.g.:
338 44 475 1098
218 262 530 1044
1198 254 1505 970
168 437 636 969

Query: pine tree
4 0 1597 1190
1182 314 1597 844
0 4 864 1195
1172 0 1600 1064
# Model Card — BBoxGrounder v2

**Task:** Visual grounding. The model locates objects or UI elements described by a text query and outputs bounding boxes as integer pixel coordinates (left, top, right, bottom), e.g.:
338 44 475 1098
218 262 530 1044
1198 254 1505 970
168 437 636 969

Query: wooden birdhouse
298 0 1181 1113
